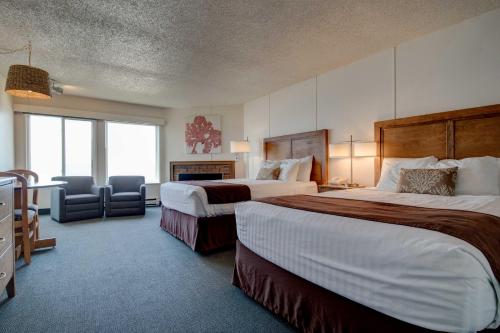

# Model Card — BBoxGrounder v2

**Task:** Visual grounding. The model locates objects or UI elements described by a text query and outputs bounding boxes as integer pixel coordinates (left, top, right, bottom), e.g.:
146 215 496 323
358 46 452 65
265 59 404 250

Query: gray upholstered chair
105 176 146 217
51 176 104 223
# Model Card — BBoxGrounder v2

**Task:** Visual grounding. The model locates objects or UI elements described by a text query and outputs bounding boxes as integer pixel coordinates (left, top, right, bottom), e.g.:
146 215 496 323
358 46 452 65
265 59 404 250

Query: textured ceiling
1 1 499 108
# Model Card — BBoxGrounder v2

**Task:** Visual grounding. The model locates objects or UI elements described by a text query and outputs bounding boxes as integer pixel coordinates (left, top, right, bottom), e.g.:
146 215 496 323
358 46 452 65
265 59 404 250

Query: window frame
27 114 97 179
104 121 160 184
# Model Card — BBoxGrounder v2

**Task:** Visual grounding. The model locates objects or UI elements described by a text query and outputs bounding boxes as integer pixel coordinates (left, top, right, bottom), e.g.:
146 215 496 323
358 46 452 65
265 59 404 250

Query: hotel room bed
160 130 329 252
234 189 500 332
160 179 317 252
232 105 500 332
160 179 317 217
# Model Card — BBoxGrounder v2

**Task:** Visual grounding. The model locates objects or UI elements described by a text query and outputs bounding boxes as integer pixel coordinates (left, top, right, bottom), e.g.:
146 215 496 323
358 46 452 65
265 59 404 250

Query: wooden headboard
264 129 329 185
374 104 500 183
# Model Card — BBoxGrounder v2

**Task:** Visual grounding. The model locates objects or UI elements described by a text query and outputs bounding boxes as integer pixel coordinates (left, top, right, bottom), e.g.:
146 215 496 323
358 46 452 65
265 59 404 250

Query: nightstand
318 184 365 193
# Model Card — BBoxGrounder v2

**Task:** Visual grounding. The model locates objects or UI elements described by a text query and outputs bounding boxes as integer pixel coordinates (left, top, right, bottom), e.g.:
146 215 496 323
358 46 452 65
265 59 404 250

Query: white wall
0 75 14 170
244 96 270 178
396 8 500 117
317 49 395 186
244 8 500 185
164 105 245 180
269 79 316 136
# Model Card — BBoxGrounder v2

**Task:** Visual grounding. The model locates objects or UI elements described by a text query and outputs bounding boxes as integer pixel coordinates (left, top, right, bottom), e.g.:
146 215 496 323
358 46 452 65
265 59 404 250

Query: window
106 122 159 183
28 115 94 182
29 115 63 182
65 119 93 176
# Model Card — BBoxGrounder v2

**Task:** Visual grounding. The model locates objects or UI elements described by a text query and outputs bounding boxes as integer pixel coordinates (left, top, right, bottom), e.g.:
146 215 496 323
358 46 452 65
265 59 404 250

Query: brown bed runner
256 195 500 280
177 181 251 204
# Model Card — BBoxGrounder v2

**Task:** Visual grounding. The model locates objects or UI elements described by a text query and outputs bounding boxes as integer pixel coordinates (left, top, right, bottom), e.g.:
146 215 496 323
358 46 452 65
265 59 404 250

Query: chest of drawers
0 177 15 298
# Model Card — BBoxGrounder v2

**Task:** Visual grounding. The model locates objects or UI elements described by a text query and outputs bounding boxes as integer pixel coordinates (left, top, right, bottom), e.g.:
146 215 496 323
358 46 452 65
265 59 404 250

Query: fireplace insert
178 173 223 181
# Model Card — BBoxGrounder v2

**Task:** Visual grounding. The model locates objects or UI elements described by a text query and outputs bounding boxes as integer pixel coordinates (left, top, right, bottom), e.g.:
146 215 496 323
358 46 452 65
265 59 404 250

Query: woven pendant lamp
3 42 51 100
5 64 51 99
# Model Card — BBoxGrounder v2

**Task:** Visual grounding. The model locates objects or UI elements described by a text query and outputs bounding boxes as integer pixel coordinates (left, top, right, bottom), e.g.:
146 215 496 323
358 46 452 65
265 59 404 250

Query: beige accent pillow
256 167 281 180
260 160 281 169
397 167 458 196
278 159 301 182
376 156 438 192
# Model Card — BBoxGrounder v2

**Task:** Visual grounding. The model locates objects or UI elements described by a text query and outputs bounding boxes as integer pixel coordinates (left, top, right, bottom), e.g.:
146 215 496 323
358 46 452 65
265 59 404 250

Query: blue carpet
0 208 294 333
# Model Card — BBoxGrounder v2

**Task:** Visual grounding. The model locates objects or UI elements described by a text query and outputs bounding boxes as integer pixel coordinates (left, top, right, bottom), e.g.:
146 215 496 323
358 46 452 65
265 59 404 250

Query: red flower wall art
185 115 222 154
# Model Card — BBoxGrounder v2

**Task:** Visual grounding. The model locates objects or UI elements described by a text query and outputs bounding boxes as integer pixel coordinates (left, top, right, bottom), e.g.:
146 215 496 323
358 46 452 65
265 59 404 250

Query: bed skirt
232 240 442 333
160 206 237 253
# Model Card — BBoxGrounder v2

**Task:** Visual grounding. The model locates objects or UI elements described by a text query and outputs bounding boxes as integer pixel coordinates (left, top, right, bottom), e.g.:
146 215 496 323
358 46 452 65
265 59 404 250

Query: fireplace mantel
170 160 235 181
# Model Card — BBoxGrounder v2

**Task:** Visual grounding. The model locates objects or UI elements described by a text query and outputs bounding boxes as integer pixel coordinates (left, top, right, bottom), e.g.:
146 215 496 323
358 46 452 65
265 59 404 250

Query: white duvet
160 179 317 217
235 188 500 332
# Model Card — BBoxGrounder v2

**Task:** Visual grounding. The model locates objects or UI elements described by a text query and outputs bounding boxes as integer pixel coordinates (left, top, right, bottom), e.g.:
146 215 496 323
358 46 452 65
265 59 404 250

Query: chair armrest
104 185 113 203
140 184 146 199
51 187 66 219
91 185 104 198
53 186 66 198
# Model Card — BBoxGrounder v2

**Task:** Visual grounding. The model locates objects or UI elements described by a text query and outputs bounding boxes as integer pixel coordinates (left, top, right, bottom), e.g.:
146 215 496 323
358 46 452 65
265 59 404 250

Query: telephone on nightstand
329 176 348 186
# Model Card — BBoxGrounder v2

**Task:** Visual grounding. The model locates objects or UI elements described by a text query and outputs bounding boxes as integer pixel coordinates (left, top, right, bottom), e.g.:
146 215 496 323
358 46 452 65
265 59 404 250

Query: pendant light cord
28 41 32 65
0 41 32 65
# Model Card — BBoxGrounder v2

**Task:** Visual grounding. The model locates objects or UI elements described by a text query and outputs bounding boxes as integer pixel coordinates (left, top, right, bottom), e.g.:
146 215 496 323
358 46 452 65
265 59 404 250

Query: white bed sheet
160 179 317 217
235 188 500 332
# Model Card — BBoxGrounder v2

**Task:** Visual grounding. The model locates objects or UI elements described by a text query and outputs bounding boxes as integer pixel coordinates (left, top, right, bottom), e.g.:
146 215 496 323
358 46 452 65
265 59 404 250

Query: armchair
50 176 104 223
105 176 146 217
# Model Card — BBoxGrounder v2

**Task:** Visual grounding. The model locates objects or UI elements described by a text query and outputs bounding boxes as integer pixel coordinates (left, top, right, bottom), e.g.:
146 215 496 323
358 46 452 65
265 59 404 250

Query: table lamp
329 135 376 186
230 140 251 161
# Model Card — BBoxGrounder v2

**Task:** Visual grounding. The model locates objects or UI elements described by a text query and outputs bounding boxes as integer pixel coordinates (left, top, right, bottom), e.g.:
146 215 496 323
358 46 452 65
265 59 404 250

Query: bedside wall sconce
230 139 251 161
329 135 376 186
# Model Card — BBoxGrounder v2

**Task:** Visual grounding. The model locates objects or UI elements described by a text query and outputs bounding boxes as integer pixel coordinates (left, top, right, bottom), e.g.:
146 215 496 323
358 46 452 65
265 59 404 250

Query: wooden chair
0 172 35 264
8 169 40 238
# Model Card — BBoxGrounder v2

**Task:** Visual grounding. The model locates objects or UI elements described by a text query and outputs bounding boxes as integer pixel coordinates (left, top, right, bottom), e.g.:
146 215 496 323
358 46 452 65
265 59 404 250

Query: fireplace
170 161 235 181
178 173 223 181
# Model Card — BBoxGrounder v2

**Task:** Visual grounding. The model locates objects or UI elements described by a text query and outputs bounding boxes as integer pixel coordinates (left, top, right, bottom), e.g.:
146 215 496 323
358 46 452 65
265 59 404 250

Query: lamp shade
5 64 51 100
230 140 251 153
329 143 350 158
353 142 376 157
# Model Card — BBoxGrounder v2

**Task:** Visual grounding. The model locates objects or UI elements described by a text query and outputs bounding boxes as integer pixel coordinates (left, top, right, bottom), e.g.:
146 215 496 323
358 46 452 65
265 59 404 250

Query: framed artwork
185 115 222 154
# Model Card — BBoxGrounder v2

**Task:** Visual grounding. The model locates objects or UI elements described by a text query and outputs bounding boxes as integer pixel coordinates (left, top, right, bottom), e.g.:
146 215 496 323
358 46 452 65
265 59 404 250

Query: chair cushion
65 194 100 205
28 203 38 212
108 176 145 193
111 192 141 202
14 209 35 222
52 176 95 195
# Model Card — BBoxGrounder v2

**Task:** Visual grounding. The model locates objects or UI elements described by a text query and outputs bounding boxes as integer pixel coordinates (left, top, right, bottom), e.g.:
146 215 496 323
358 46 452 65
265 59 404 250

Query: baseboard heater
146 198 160 207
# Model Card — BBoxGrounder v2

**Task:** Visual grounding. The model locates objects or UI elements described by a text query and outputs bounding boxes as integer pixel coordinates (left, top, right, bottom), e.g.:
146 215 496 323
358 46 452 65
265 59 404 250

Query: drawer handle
0 202 5 206
0 272 6 280
0 237 5 242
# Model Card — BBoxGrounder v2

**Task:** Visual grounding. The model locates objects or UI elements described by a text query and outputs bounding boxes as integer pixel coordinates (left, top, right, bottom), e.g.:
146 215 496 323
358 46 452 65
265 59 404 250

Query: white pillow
376 156 438 192
260 160 281 169
434 156 499 195
283 156 313 182
278 159 300 182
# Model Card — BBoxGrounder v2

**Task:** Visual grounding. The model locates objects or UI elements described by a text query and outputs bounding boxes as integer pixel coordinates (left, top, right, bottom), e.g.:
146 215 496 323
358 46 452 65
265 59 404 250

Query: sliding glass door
29 115 63 182
28 115 94 181
64 119 93 176
105 122 159 183
28 115 159 183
